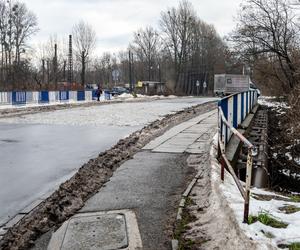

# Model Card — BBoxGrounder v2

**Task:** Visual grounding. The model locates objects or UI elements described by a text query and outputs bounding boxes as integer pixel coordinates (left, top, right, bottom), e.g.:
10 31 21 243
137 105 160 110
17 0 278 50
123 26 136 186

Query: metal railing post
243 148 253 223
221 157 225 181
218 103 256 224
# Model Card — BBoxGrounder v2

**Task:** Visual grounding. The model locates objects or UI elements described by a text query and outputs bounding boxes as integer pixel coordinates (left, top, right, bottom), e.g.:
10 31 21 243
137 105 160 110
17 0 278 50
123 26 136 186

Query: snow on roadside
0 94 177 110
211 136 300 248
0 98 213 127
113 93 178 101
0 100 88 110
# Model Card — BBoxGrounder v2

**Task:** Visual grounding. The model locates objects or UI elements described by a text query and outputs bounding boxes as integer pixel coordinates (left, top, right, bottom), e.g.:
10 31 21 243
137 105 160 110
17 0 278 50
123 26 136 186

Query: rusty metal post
218 136 225 181
221 152 225 181
243 148 253 223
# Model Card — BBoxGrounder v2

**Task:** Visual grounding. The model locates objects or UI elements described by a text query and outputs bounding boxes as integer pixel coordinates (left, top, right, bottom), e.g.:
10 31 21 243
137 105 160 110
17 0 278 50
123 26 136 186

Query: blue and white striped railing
218 90 259 146
0 90 112 107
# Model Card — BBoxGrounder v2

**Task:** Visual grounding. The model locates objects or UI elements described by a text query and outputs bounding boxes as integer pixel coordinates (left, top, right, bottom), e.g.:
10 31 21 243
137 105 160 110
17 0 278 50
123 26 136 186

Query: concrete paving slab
182 128 210 134
185 148 207 154
143 110 217 150
20 199 44 214
153 148 185 153
196 133 213 142
187 142 209 150
0 227 7 236
171 133 200 139
143 126 191 150
152 136 199 153
190 124 215 129
3 214 25 229
48 210 142 250
201 120 217 125
200 115 217 124
145 111 217 153
160 141 194 148
167 135 199 142
153 147 186 153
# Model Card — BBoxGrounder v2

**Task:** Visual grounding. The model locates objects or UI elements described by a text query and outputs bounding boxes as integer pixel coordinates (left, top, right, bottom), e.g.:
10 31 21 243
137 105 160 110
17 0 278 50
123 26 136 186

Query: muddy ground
0 101 217 250
176 138 259 250
266 104 300 193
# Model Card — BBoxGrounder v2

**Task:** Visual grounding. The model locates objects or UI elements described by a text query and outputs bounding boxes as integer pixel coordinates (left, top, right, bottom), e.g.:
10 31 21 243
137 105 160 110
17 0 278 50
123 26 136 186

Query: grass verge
248 212 288 228
290 195 300 203
173 196 208 250
279 205 300 214
278 242 300 249
174 206 197 250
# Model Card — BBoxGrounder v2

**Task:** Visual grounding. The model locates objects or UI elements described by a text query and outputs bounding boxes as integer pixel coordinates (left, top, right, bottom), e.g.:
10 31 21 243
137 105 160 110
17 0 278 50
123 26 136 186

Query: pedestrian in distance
96 87 102 102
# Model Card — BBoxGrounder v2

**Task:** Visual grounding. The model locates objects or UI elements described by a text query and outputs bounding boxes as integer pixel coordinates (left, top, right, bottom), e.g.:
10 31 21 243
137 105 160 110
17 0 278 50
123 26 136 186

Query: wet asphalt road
0 123 140 226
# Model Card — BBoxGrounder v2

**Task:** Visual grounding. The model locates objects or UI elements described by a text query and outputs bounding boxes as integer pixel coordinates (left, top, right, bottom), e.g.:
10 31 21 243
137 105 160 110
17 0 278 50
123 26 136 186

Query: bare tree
72 21 96 86
34 35 68 89
132 26 160 81
160 0 225 94
12 2 38 65
160 0 197 91
93 52 113 88
231 0 299 91
0 0 38 90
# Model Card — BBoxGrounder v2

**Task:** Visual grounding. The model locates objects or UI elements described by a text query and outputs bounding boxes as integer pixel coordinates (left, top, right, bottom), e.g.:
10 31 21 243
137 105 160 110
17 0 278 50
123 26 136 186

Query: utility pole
129 50 132 92
47 60 50 88
63 60 66 81
42 59 45 85
68 35 73 87
132 52 135 91
53 44 58 89
81 50 85 87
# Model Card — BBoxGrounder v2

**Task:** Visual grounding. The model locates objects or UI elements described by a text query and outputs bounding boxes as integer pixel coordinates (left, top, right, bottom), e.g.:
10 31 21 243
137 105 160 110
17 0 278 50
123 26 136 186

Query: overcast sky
22 0 243 55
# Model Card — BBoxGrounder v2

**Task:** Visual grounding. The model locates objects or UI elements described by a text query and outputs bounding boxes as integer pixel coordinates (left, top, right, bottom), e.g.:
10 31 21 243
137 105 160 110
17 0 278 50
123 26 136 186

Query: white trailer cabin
214 74 250 96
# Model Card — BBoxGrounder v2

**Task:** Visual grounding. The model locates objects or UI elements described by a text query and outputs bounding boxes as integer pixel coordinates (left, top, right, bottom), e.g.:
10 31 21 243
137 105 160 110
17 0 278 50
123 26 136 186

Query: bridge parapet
218 91 259 145
217 90 259 223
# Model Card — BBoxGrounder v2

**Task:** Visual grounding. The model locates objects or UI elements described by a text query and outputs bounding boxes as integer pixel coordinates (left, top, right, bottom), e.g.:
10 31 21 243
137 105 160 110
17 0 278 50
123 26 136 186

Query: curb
172 170 204 250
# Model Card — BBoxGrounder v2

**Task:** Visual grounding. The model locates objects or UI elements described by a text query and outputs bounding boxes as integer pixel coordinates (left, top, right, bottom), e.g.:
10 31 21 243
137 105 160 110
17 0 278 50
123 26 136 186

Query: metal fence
218 90 259 145
218 90 259 223
0 90 112 107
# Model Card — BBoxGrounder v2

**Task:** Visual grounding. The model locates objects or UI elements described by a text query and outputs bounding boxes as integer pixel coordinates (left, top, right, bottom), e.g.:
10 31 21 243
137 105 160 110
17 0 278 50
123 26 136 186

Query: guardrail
218 90 259 223
0 90 112 107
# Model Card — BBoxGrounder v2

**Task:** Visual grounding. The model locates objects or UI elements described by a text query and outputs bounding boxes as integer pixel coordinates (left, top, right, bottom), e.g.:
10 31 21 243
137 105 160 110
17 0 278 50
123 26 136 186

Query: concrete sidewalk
46 109 217 250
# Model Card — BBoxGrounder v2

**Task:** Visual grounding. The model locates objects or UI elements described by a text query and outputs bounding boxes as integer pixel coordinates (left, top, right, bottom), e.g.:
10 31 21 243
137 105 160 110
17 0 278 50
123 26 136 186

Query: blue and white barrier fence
0 90 112 107
218 90 259 146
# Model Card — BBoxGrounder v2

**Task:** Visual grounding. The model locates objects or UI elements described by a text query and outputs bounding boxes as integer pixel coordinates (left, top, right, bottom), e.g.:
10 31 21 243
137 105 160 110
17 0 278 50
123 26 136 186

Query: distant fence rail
217 90 259 223
0 90 111 107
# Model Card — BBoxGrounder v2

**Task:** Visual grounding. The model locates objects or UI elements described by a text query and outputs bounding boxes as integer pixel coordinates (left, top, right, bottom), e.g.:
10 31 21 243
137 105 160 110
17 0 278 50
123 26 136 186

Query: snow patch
258 97 289 115
211 136 300 248
0 98 215 127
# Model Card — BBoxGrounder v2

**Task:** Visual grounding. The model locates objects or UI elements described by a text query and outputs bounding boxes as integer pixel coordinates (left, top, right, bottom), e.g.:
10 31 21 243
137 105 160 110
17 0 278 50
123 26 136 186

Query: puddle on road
0 139 20 143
